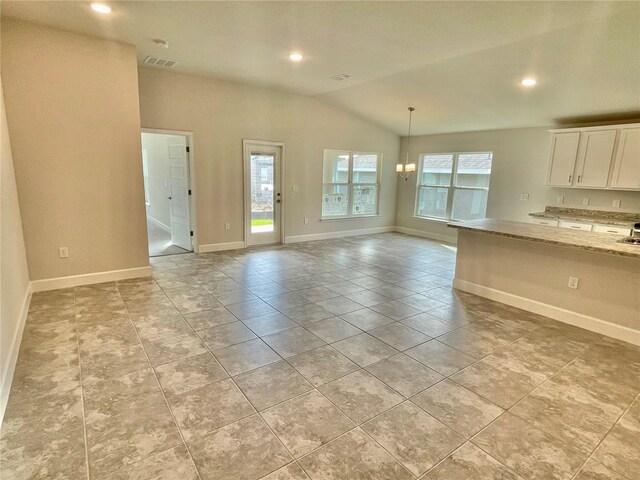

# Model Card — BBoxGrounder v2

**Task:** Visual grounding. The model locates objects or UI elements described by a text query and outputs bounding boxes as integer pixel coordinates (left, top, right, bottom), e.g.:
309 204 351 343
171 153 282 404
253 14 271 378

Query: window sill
321 215 381 222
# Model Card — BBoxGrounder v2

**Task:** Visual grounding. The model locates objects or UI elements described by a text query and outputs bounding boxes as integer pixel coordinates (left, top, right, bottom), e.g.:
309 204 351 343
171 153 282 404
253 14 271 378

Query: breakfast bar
448 219 640 345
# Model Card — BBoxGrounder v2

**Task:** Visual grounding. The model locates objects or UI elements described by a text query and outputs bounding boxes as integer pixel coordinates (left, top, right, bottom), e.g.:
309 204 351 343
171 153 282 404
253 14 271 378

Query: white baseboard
285 226 395 244
31 266 152 292
0 283 32 422
394 226 457 245
453 278 640 346
147 216 171 233
199 241 246 253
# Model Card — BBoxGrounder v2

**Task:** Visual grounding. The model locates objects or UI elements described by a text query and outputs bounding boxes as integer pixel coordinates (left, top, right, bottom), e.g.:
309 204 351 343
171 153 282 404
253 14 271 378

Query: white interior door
168 144 192 250
244 142 283 246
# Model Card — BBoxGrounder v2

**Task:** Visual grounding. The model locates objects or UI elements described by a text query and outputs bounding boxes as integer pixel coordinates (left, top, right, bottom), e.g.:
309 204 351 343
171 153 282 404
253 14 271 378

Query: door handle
168 196 172 200
276 199 281 204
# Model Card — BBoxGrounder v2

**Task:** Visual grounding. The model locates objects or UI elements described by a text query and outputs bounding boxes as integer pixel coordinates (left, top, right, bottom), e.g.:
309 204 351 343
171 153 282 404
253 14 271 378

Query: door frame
141 128 198 253
242 139 286 247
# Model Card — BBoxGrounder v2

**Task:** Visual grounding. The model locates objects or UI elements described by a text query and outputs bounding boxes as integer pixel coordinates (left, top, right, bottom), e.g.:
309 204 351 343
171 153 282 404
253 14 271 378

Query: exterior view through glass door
244 141 283 246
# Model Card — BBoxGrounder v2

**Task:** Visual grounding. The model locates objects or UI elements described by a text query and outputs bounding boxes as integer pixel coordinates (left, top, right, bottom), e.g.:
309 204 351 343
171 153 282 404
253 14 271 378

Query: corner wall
0 79 31 420
396 127 640 242
1 19 149 281
137 68 400 248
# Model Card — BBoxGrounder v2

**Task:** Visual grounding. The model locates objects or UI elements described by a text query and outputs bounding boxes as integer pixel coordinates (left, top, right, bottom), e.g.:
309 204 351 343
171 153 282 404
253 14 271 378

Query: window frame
321 149 382 220
414 151 492 221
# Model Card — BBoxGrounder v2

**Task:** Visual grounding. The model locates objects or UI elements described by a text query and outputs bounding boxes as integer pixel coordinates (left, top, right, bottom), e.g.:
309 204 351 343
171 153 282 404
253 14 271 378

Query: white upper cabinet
546 123 639 191
546 132 580 186
609 127 640 190
574 129 616 188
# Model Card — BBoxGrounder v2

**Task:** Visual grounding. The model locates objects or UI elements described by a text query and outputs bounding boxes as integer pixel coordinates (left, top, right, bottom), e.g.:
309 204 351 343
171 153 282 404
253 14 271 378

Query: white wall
1 19 149 281
141 133 186 229
138 68 400 248
0 79 31 420
396 126 640 242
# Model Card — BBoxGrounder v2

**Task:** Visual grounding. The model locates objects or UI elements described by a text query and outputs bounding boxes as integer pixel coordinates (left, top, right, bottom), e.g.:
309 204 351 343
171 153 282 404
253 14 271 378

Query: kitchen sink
618 237 640 245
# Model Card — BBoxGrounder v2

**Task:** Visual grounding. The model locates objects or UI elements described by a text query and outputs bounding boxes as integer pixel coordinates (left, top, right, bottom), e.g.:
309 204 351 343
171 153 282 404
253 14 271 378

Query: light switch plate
613 199 621 208
582 198 590 206
304 218 309 224
520 193 529 201
568 276 579 289
557 195 564 204
59 247 69 258
292 185 299 192
224 223 230 231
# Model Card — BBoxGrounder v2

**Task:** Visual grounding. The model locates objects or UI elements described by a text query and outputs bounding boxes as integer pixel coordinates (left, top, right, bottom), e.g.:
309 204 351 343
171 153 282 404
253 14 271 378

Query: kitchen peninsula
449 219 640 345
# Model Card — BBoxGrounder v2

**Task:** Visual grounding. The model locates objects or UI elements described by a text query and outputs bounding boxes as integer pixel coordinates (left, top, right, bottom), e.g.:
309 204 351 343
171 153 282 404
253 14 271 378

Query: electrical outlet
582 197 590 206
613 199 621 208
59 247 69 258
568 276 579 289
520 193 529 201
557 195 564 204
224 223 230 231
292 185 299 192
304 218 309 224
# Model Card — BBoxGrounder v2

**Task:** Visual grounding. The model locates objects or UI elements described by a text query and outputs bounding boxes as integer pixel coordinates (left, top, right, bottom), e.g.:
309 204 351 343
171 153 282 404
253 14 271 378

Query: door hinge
190 231 194 237
186 146 190 153
188 189 192 195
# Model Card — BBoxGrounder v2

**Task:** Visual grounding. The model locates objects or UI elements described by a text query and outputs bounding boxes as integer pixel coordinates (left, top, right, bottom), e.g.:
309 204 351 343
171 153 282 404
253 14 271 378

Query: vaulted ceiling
2 1 638 135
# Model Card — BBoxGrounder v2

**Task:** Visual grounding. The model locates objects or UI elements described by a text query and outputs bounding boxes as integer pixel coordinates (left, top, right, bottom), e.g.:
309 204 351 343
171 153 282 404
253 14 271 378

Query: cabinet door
609 127 640 190
546 132 580 186
574 129 616 188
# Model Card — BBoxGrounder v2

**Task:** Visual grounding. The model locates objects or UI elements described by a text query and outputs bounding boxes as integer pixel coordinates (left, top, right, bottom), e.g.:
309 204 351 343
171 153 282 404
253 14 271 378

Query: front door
244 142 282 246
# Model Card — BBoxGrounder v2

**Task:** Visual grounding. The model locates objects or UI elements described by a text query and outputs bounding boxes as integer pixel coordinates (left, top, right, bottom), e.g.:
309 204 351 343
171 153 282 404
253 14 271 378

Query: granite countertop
529 207 640 228
448 218 640 258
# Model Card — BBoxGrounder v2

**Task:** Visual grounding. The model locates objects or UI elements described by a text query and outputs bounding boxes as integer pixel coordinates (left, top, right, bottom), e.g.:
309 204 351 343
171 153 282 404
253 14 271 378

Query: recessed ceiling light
289 53 303 62
91 3 112 14
521 77 537 87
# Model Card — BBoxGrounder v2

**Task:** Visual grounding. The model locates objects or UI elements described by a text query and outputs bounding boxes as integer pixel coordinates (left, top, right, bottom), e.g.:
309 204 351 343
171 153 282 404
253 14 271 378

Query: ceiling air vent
330 73 352 81
143 56 177 68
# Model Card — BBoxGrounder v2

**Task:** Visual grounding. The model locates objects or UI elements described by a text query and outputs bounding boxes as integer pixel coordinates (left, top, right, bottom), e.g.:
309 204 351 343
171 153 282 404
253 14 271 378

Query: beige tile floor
1 233 638 480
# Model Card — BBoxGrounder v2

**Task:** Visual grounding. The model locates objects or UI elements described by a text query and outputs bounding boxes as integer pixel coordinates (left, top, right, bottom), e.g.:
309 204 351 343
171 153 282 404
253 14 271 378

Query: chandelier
396 107 416 180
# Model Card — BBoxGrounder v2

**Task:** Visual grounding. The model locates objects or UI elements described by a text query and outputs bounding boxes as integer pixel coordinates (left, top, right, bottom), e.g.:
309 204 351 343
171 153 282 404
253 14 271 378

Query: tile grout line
568 392 639 480
73 291 92 480
117 284 205 480
458 345 604 480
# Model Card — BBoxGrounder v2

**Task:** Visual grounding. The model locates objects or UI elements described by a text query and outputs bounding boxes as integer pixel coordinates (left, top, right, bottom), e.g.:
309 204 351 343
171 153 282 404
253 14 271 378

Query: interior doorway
243 140 285 246
141 131 195 256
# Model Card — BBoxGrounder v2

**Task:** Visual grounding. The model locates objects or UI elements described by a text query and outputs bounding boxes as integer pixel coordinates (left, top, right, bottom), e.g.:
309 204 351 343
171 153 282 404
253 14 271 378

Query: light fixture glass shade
405 163 416 173
396 163 404 173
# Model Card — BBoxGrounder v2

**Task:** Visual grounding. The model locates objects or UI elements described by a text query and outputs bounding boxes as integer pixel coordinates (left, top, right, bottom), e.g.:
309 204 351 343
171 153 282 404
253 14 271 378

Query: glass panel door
250 153 275 233
244 142 282 246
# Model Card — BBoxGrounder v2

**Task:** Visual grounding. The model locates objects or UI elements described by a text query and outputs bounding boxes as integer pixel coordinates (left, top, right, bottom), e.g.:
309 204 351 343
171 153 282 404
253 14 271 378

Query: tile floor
1 233 638 480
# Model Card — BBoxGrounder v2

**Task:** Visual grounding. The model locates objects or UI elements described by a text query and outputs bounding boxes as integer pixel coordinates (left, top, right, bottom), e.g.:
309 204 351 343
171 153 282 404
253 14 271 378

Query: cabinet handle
568 175 572 183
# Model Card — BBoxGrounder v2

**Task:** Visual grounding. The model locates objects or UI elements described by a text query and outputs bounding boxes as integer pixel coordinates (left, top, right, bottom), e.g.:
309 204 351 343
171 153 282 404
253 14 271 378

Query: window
415 152 492 220
322 149 381 218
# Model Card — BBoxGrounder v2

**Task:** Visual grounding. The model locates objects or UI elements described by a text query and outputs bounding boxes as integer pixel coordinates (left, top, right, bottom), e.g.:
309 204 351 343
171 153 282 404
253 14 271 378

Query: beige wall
1 19 149 280
138 68 400 247
396 127 640 242
1 79 31 417
455 231 640 337
141 132 186 229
